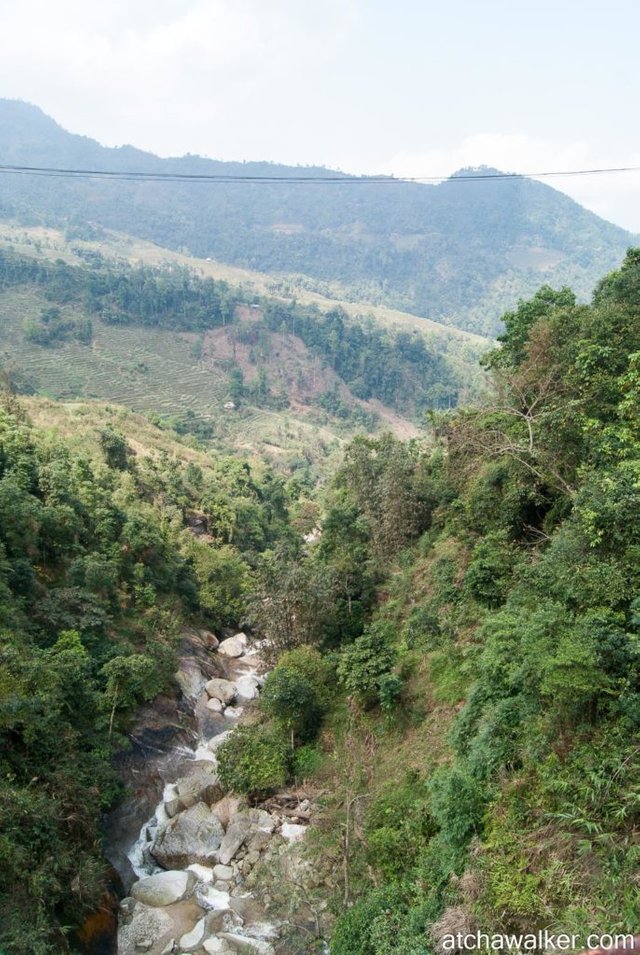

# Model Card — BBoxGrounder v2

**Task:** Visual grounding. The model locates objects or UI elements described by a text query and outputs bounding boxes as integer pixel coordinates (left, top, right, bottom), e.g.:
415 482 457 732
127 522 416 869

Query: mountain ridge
0 99 636 335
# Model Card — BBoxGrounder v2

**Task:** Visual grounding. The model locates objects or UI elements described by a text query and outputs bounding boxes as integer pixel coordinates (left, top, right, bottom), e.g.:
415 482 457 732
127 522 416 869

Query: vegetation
251 249 640 952
0 391 292 953
0 100 634 335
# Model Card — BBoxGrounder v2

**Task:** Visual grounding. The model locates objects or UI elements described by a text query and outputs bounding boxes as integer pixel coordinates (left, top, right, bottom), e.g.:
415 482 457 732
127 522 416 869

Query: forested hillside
0 395 300 952
0 100 635 335
226 248 640 952
0 244 473 433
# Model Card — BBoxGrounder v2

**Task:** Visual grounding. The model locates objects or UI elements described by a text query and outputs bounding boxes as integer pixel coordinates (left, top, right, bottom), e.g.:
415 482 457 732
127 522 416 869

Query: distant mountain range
0 100 635 335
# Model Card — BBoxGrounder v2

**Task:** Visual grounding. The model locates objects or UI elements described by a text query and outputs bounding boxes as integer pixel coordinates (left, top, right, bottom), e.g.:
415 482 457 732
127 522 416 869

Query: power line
0 162 639 185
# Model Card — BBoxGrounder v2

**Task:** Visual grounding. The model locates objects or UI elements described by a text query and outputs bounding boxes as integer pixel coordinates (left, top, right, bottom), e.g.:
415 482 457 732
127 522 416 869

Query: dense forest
0 401 293 952
0 247 462 413
0 100 635 335
219 248 640 952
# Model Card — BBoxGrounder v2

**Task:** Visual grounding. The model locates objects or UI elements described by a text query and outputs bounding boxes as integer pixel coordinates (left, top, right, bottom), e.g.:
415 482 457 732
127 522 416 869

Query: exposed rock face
151 802 225 869
131 870 196 907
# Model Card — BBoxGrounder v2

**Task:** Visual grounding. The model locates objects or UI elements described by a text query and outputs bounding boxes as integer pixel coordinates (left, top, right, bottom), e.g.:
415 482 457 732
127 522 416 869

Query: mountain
0 100 635 335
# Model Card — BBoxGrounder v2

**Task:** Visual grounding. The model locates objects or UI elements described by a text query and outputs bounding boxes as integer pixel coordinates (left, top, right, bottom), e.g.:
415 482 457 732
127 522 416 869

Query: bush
337 619 398 707
260 666 322 742
216 724 290 795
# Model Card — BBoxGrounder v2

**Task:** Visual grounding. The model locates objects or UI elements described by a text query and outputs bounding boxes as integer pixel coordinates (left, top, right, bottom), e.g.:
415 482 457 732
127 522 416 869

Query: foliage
0 392 291 952
216 723 290 796
0 102 632 335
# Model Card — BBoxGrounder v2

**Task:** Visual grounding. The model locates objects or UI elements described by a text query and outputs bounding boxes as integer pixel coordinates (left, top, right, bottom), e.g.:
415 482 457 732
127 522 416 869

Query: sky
0 0 639 231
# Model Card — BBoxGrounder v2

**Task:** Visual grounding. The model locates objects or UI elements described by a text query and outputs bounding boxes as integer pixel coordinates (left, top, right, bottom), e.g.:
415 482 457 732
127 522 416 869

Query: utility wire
0 162 639 184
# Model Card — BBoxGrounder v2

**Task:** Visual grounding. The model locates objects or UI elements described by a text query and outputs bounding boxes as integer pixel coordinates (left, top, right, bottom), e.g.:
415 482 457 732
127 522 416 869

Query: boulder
118 901 174 955
187 863 214 883
213 863 234 881
205 678 237 705
131 870 196 907
179 916 207 952
217 634 248 658
200 629 220 650
207 697 225 713
165 765 223 817
211 794 242 829
195 884 232 911
151 801 225 869
234 675 260 702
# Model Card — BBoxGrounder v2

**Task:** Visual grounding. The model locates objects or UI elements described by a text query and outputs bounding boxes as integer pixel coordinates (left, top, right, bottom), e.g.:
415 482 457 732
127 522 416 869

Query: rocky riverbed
109 628 325 955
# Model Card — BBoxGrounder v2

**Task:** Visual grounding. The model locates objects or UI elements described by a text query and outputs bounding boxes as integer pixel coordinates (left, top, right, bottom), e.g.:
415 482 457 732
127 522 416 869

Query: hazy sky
1 0 639 230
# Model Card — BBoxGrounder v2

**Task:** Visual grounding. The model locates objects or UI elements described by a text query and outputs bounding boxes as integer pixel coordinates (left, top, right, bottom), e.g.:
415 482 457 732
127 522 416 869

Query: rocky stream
103 628 328 955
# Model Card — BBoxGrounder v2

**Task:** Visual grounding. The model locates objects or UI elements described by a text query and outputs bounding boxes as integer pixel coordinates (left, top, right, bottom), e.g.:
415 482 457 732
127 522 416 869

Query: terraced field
0 288 358 467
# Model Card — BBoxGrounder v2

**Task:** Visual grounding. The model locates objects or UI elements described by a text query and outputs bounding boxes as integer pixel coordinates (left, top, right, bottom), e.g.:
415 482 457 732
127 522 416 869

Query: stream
103 628 315 955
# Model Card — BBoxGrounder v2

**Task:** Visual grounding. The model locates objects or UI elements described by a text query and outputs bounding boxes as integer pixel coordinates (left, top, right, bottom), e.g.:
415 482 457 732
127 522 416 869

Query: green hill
0 239 486 471
0 100 635 336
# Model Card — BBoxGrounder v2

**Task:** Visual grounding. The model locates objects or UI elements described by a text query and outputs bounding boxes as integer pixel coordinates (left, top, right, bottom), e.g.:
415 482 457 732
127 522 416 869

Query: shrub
337 619 397 707
260 666 322 742
216 724 290 795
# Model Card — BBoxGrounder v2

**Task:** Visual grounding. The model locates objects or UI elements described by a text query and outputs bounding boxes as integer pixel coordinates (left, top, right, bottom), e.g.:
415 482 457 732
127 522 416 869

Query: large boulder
151 801 225 869
131 870 196 907
205 678 237 705
164 764 224 817
217 634 248 658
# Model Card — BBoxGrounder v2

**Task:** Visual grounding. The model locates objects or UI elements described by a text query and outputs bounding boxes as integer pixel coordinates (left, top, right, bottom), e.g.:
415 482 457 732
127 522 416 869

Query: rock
224 706 243 720
245 830 271 854
175 765 224 807
207 730 232 752
179 916 207 952
213 863 234 881
207 697 225 713
205 678 237 704
195 884 232 911
217 634 248 658
131 870 196 907
135 940 153 952
151 801 225 869
187 863 215 883
200 629 220 649
118 902 174 955
280 823 307 843
218 934 276 955
161 941 177 955
234 675 260 702
203 940 235 955
211 794 242 829
218 817 251 866
120 897 136 916
218 810 275 866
